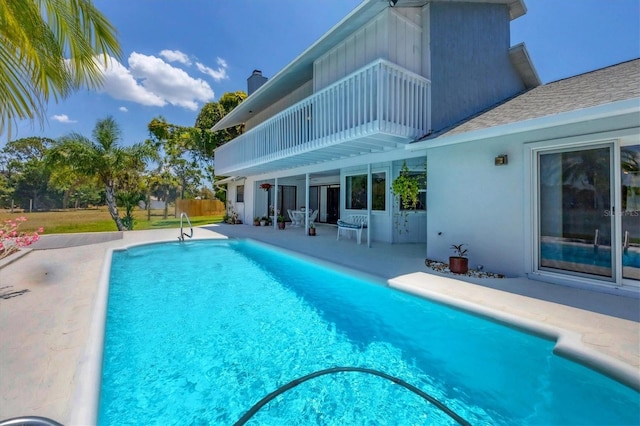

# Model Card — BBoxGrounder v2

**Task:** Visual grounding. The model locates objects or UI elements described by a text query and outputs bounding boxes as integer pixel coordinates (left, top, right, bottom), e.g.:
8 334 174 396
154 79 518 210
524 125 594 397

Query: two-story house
213 0 640 292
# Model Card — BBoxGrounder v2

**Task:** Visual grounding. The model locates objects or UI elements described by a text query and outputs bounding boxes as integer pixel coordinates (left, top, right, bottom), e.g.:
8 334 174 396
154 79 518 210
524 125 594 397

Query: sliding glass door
536 142 640 286
621 144 640 281
538 145 614 278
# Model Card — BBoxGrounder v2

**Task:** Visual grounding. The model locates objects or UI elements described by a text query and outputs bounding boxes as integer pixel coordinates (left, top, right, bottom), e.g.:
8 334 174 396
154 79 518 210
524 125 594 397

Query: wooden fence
175 199 225 217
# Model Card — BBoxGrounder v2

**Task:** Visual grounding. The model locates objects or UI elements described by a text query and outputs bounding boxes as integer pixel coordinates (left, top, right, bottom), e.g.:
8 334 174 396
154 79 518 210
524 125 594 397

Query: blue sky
3 0 639 147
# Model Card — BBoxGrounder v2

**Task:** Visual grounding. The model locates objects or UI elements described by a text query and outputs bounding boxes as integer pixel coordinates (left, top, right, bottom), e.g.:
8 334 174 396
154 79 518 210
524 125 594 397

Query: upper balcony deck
215 59 431 176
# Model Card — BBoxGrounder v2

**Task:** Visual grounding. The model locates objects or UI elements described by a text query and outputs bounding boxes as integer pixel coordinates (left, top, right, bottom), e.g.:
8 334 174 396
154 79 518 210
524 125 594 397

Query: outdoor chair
308 209 319 225
287 209 297 226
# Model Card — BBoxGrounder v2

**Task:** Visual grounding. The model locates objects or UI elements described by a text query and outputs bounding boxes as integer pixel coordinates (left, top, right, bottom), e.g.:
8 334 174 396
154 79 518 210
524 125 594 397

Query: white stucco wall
426 138 524 277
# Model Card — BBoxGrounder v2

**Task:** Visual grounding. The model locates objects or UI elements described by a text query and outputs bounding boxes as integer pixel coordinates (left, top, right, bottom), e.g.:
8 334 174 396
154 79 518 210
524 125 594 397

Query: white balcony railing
215 59 431 175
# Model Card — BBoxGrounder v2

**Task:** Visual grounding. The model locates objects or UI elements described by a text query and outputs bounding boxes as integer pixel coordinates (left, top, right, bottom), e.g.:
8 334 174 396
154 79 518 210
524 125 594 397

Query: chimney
247 69 268 96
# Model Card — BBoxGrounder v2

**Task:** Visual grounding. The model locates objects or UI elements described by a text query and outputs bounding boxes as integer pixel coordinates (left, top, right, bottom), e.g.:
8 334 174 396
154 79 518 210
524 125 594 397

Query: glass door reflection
538 146 613 278
621 144 640 281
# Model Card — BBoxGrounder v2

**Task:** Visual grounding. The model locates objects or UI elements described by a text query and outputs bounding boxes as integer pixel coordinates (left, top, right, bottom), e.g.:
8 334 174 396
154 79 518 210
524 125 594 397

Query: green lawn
0 208 224 234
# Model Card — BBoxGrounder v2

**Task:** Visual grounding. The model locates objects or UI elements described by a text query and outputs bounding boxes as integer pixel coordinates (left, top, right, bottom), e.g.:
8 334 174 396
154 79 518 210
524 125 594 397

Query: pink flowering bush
0 217 43 260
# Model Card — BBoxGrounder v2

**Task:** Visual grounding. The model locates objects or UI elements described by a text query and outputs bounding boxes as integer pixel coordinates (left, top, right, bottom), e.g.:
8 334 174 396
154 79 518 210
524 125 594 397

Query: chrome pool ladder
178 212 193 241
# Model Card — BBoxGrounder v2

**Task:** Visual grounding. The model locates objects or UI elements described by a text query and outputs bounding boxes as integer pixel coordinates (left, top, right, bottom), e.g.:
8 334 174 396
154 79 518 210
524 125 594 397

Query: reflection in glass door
621 144 640 281
538 146 613 278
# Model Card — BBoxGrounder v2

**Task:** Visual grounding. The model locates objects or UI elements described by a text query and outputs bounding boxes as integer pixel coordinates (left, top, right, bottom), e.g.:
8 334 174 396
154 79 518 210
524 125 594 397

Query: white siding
314 8 423 93
387 8 422 75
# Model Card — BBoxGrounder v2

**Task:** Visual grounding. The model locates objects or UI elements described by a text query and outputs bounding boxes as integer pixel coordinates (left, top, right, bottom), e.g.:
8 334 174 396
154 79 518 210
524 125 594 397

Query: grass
0 207 224 234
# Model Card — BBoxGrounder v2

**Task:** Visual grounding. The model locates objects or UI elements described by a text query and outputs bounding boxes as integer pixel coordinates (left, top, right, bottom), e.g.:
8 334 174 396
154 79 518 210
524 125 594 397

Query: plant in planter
253 217 261 226
391 161 425 234
277 215 286 229
308 222 316 236
260 216 268 226
449 244 469 274
260 182 273 191
226 202 239 224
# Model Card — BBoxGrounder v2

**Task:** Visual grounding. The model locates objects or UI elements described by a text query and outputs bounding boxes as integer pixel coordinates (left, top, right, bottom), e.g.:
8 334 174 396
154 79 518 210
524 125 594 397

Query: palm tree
0 0 121 137
47 117 152 231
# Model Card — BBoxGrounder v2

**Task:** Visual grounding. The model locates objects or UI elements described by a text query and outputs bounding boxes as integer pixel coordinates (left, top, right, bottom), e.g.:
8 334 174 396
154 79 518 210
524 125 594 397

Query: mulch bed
425 259 505 279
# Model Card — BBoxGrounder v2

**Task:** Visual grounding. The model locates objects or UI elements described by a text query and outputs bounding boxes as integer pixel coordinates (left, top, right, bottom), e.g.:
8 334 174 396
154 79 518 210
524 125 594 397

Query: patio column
304 173 310 233
273 177 278 229
367 163 371 248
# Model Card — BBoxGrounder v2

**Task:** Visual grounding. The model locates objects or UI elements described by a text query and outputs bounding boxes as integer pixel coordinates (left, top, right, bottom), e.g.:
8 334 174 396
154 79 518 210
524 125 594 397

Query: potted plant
391 161 425 234
260 216 267 226
277 215 286 229
308 222 316 236
449 244 469 274
253 217 261 226
260 182 273 191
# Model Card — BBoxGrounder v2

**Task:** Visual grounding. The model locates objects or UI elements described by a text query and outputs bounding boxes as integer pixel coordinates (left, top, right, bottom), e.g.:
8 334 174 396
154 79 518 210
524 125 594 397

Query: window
346 174 367 210
236 185 244 203
346 173 386 211
372 172 386 210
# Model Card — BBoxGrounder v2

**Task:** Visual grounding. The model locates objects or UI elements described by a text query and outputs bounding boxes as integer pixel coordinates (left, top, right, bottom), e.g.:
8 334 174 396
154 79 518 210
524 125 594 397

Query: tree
47 116 151 230
0 137 57 210
194 91 247 181
48 164 102 209
0 0 121 137
146 117 205 218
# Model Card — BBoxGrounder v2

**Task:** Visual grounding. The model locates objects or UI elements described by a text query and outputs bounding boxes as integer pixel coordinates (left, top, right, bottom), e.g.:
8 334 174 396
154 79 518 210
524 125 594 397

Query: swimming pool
97 240 638 425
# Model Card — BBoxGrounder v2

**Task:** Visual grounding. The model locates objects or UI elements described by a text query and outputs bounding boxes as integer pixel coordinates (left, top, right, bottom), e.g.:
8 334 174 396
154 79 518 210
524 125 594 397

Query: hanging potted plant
449 244 469 274
391 161 424 233
260 182 273 191
308 222 316 236
277 215 286 229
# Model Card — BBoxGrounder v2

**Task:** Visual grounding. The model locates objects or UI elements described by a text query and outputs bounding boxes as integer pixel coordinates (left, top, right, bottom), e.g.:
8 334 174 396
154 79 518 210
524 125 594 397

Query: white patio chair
308 209 319 225
287 209 297 226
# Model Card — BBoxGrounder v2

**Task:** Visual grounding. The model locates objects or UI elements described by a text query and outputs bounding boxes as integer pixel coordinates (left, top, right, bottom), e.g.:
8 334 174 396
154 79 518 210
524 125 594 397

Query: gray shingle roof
435 58 640 138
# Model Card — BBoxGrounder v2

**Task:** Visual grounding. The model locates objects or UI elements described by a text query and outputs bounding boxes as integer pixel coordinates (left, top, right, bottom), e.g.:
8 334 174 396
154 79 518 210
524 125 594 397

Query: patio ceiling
219 131 409 176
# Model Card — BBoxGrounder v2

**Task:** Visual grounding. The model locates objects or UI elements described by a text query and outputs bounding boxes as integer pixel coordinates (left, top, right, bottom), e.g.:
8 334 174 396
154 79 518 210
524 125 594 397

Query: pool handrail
178 212 193 241
0 416 63 426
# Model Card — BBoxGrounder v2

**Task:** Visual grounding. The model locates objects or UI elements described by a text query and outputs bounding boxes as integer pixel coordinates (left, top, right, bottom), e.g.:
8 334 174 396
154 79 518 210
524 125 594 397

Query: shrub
0 217 43 260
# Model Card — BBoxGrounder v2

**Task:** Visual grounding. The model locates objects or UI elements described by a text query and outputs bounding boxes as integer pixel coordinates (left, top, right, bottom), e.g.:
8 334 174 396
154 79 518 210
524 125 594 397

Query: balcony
215 59 431 176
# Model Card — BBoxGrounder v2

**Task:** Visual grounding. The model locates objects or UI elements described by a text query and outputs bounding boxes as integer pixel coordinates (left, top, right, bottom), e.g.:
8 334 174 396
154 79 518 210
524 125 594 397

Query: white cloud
51 114 77 123
96 56 166 107
128 52 214 110
196 57 229 82
93 53 215 111
119 106 128 112
159 49 191 65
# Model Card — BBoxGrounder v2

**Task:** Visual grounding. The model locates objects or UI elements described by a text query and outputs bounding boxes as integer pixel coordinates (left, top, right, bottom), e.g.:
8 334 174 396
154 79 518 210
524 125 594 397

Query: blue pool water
99 240 639 425
541 241 640 268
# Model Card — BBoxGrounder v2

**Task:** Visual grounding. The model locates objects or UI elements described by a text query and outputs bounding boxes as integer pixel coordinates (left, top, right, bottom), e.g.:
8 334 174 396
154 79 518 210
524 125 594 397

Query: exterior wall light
494 154 508 166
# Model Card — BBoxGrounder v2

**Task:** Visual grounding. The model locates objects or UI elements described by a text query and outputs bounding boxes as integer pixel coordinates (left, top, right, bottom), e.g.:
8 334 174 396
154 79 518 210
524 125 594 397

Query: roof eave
509 42 541 89
407 97 640 150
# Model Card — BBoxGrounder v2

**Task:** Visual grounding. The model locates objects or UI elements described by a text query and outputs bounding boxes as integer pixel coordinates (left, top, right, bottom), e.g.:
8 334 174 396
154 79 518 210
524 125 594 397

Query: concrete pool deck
0 224 638 424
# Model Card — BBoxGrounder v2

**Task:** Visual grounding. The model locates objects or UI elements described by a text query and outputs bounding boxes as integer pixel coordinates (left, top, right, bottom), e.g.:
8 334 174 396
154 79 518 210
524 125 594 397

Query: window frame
236 185 244 203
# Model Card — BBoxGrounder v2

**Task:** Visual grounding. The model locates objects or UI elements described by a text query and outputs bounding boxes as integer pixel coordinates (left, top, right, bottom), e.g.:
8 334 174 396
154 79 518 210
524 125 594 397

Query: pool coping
69 238 640 425
389 274 640 392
